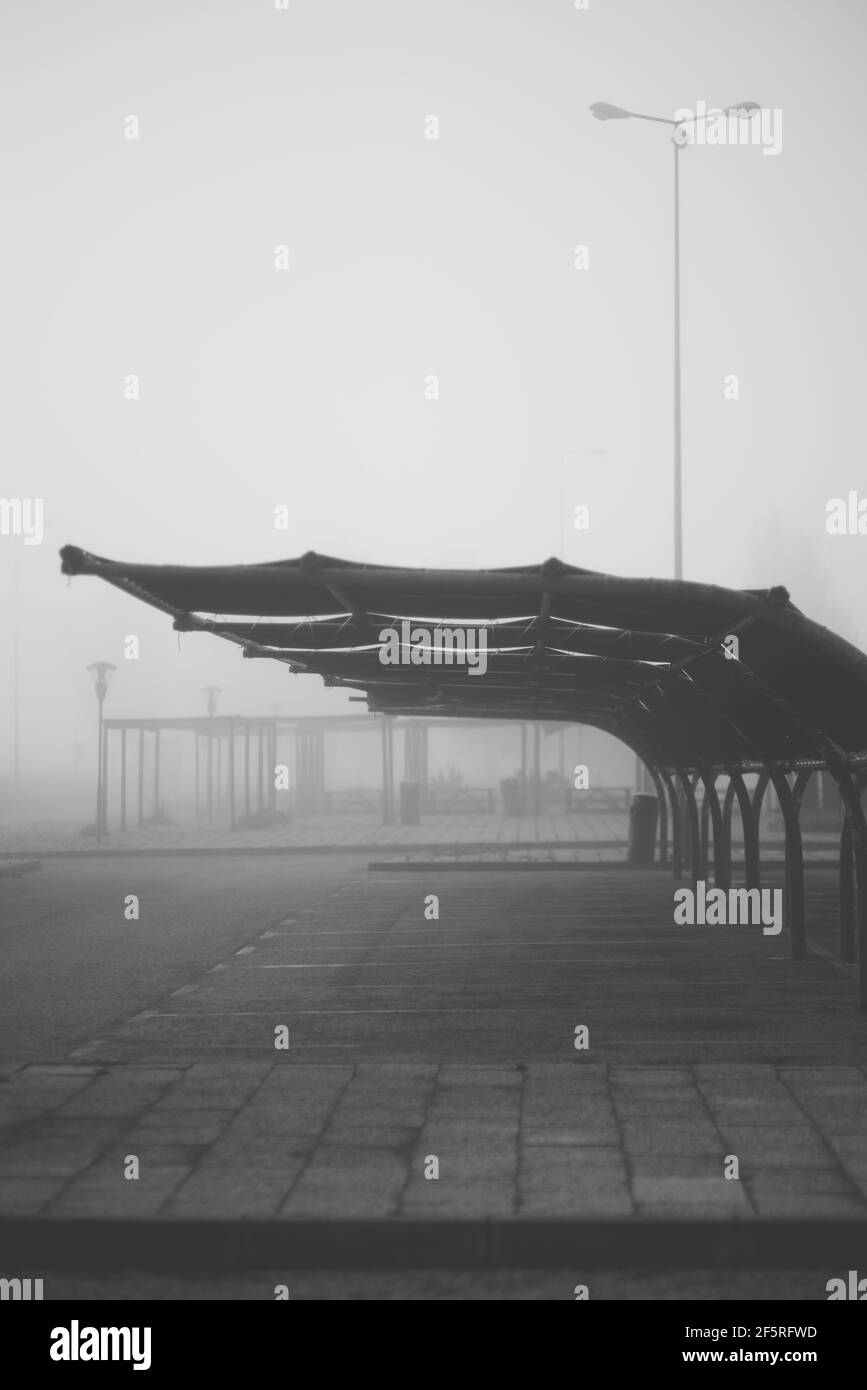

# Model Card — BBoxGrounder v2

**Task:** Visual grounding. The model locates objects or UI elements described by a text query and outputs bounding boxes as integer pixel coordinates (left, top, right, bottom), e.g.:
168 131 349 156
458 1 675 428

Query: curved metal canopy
60 546 867 774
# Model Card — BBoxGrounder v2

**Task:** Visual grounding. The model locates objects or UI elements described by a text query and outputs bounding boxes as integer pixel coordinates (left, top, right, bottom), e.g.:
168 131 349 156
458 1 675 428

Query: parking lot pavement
2 867 867 1232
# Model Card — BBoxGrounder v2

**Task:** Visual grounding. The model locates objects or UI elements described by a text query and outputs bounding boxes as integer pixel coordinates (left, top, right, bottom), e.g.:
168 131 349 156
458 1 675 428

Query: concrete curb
0 858 42 878
367 859 657 872
368 859 838 872
0 849 835 865
2 1217 866 1270
0 842 623 860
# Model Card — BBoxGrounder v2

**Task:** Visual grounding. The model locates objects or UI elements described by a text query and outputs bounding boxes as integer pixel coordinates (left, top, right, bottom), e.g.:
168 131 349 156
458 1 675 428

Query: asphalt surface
0 856 365 1059
0 858 861 1065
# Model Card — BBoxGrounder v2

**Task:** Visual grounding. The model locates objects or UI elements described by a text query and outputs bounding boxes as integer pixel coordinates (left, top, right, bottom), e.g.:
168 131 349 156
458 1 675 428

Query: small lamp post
202 686 221 718
87 662 116 844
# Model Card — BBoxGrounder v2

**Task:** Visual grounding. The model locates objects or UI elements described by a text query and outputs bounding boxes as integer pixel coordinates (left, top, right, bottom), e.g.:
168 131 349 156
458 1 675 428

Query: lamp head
590 102 632 121
86 662 116 701
202 685 222 717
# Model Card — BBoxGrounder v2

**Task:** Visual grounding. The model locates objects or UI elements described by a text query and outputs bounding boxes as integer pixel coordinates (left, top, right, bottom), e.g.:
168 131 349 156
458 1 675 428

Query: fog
2 0 865 806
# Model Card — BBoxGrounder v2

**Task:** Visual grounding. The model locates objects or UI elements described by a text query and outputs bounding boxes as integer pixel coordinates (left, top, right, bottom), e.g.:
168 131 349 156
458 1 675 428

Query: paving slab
1 866 866 1250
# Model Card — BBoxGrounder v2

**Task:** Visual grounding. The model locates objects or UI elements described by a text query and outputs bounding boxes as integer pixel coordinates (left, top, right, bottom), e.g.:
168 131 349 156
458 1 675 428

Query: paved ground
1 863 866 1233
0 808 831 860
0 809 629 855
50 865 867 1066
0 857 364 1057
27 1268 841 1300
2 1057 867 1221
0 859 41 879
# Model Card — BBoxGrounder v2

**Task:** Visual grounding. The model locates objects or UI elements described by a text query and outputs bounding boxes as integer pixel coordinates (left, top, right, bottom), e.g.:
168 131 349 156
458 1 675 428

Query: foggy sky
2 0 866 775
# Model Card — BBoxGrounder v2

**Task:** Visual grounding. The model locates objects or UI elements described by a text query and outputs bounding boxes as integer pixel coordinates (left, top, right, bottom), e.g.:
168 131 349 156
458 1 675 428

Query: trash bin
628 792 659 865
500 776 522 817
399 780 421 826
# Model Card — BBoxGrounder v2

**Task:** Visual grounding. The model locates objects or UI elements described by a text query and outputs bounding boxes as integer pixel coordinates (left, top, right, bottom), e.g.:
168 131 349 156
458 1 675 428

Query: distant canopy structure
60 545 867 1001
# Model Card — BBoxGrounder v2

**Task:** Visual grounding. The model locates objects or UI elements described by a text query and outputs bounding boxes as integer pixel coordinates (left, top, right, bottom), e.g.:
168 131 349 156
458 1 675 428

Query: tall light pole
12 542 19 783
589 101 760 580
87 662 116 844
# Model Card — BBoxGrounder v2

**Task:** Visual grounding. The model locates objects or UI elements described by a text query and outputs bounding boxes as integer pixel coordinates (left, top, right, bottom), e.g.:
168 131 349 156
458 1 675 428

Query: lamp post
202 686 221 719
589 100 760 580
86 662 116 844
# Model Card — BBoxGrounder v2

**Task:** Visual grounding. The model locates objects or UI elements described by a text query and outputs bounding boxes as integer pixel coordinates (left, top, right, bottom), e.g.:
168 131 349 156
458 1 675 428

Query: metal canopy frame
60 546 867 1005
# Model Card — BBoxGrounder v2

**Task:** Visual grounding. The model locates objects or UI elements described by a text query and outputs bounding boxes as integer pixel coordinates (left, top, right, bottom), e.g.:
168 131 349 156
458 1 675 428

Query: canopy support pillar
699 771 726 889
228 722 236 829
768 766 806 960
661 771 682 880
152 729 160 821
532 722 542 817
648 767 668 866
120 728 127 832
137 729 144 828
676 770 701 888
725 769 760 890
831 768 867 1004
750 768 771 890
381 717 394 824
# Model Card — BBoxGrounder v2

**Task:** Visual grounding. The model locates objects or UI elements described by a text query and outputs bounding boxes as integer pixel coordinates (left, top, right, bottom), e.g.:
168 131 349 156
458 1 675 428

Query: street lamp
202 686 221 718
86 662 116 844
590 100 760 580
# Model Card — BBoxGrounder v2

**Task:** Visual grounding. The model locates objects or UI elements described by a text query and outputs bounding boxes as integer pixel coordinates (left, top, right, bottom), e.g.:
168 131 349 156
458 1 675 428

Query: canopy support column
380 717 395 824
137 729 144 828
725 769 760 890
267 724 277 814
768 766 806 960
152 729 161 820
699 771 726 889
831 768 867 1004
532 722 542 817
661 771 682 880
699 779 711 879
750 768 771 890
676 770 701 887
120 728 127 832
648 767 668 866
840 813 856 965
228 722 236 829
405 722 429 812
